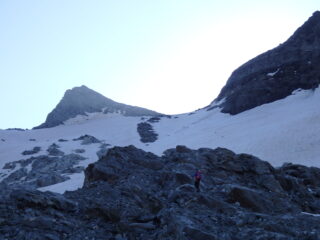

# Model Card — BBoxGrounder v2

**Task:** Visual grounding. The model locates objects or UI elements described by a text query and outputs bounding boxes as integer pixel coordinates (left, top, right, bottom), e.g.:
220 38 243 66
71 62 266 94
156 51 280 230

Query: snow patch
63 112 124 126
38 172 85 194
301 212 320 217
267 68 280 77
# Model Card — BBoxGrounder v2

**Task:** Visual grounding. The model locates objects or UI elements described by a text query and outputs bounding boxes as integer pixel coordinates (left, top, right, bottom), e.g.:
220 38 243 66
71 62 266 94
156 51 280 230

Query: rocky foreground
1 145 320 239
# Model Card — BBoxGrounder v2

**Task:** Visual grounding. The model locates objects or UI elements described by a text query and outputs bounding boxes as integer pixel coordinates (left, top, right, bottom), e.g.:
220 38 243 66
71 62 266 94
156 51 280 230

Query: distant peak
67 85 91 92
33 85 160 129
64 85 102 99
78 85 90 89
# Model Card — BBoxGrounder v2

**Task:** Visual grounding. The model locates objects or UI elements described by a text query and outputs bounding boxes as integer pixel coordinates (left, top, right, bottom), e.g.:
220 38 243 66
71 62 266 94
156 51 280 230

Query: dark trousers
194 179 200 192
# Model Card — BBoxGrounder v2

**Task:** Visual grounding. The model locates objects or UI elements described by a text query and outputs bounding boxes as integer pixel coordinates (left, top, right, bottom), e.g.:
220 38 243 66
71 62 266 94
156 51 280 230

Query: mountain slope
34 85 161 129
1 86 320 193
1 12 320 195
213 11 320 114
2 11 320 240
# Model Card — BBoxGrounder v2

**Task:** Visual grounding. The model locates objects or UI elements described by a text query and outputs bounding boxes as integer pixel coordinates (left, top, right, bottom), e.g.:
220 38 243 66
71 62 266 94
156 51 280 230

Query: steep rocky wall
214 11 320 114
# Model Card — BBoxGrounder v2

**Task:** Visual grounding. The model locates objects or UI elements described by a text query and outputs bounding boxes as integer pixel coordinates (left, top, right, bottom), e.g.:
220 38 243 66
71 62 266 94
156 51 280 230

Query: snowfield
1 87 320 193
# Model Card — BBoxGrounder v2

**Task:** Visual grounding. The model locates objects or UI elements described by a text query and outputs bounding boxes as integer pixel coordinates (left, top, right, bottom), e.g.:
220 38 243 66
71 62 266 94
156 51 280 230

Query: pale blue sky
0 1 318 129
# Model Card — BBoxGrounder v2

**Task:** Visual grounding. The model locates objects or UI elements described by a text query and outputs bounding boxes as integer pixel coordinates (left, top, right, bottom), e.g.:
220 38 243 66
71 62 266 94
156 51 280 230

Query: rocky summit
34 85 160 129
1 145 320 240
213 11 320 114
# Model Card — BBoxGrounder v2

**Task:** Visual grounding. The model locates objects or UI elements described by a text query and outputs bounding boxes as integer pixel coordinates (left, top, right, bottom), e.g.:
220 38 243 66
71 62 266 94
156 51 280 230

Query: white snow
209 97 226 108
38 172 85 194
301 212 320 217
267 68 280 77
1 86 320 193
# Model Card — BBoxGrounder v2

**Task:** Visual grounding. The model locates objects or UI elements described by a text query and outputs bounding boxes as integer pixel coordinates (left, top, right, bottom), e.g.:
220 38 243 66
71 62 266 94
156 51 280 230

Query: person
194 169 202 192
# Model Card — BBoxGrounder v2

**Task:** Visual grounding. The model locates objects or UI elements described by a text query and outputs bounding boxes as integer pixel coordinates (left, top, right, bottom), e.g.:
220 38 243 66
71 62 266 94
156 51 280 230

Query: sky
0 0 318 129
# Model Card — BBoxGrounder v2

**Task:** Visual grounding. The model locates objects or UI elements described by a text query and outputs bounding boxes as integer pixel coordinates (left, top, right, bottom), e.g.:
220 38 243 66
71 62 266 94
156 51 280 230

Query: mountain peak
213 11 320 114
68 85 91 92
34 86 160 129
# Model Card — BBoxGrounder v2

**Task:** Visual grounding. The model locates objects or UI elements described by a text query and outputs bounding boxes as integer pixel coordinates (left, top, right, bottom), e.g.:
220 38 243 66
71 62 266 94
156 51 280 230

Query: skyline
0 1 319 129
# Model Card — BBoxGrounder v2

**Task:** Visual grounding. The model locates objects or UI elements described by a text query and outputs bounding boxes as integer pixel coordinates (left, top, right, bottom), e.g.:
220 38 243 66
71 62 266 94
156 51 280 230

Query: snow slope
149 87 320 167
1 87 320 193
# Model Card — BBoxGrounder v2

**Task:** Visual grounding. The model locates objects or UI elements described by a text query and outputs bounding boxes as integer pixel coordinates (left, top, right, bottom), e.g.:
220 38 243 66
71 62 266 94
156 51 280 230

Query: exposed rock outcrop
1 145 320 239
22 146 41 156
47 143 64 156
73 134 101 145
2 153 86 188
213 11 320 114
137 122 158 143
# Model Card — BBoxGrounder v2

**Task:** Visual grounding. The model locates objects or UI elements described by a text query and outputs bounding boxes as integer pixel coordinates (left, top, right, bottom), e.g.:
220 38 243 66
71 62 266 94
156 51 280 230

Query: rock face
213 11 320 114
1 145 320 239
34 85 161 129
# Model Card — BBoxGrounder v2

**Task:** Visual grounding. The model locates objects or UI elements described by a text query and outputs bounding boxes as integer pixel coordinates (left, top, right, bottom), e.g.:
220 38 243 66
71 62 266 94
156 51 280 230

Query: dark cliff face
214 11 320 114
34 85 160 129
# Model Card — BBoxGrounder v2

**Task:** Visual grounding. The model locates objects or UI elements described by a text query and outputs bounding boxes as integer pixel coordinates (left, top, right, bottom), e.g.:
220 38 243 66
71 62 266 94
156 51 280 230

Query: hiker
194 169 202 192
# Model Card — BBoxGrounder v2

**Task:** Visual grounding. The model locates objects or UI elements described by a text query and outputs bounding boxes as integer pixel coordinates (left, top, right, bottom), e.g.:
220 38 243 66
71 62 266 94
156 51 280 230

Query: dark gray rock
33 85 161 129
228 185 299 214
2 162 16 170
2 167 28 184
62 166 84 174
147 117 161 123
96 143 111 158
2 153 86 188
58 138 68 142
84 145 163 187
212 11 320 114
22 146 41 155
10 188 77 212
183 226 217 240
36 173 69 187
137 122 158 143
2 145 320 239
6 128 26 131
47 144 64 156
74 148 85 154
73 134 101 145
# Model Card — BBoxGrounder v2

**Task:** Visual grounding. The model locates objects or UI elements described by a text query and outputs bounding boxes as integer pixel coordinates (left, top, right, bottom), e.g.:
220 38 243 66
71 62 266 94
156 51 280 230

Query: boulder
22 146 41 155
228 185 299 214
47 144 64 156
73 134 101 145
